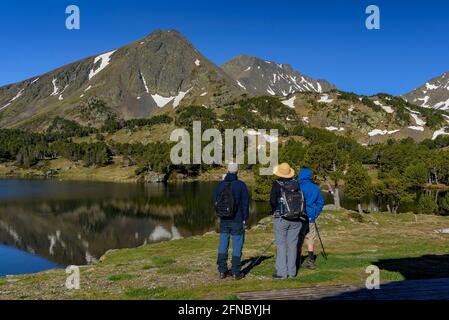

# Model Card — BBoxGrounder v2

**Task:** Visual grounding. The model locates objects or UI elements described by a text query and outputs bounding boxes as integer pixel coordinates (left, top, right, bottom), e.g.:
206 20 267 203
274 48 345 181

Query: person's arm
270 181 278 214
241 183 250 222
213 183 221 205
314 189 325 220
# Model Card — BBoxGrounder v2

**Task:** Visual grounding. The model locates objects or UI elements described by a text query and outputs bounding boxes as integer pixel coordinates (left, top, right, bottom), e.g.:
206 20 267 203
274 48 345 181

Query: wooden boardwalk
238 278 449 300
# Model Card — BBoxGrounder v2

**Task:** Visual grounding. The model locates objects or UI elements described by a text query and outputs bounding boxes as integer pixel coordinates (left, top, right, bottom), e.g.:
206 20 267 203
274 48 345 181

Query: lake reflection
0 179 270 276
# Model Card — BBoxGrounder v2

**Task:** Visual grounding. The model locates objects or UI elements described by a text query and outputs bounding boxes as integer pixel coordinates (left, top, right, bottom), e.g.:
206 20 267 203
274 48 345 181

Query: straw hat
273 163 295 179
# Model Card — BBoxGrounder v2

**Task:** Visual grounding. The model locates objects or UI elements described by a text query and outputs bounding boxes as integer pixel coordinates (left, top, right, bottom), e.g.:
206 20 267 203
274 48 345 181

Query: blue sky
0 0 448 95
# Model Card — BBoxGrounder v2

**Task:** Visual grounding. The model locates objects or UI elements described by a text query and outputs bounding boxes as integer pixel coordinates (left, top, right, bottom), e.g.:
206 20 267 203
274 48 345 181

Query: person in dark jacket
214 163 250 280
297 168 325 270
270 163 303 279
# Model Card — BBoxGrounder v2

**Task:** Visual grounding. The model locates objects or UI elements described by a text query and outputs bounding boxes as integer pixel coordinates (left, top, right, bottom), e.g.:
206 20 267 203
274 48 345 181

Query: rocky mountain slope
96 91 449 145
404 71 449 110
0 30 244 129
277 91 449 144
1 28 448 144
222 55 335 97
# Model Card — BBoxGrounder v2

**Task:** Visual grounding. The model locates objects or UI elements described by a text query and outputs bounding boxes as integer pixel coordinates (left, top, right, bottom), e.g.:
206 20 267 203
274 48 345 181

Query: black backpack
277 180 306 220
215 182 237 218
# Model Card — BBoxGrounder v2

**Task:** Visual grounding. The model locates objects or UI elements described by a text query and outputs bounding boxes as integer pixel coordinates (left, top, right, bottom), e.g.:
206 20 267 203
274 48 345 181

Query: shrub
417 194 439 215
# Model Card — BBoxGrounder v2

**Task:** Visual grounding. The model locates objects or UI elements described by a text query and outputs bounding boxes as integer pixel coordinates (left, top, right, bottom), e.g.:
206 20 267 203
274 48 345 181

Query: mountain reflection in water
0 179 269 275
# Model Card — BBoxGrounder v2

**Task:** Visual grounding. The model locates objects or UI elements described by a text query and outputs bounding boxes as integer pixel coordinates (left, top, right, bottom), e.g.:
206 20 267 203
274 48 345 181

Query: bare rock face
404 71 449 110
222 55 335 97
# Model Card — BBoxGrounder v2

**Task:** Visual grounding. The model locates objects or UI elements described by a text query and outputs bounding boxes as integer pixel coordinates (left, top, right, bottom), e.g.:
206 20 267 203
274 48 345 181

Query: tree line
1 96 449 216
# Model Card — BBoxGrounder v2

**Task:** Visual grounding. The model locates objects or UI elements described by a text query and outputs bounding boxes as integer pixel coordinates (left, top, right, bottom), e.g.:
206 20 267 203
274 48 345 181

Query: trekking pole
314 223 328 261
250 240 275 268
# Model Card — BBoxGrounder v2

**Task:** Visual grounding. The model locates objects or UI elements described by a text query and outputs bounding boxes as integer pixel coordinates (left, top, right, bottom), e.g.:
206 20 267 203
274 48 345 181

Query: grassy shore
1 210 449 300
0 157 139 184
0 160 258 187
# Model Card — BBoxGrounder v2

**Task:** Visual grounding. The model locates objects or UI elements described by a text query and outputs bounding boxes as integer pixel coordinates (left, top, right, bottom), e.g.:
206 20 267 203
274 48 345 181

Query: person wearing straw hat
270 163 304 279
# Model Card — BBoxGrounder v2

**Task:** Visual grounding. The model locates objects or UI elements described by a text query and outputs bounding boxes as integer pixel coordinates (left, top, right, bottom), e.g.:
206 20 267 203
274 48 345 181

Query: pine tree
344 163 371 214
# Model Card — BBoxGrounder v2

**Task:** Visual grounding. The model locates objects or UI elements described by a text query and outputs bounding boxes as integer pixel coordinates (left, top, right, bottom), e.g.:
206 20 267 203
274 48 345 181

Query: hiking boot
302 257 316 270
233 273 245 281
272 274 287 280
219 271 230 279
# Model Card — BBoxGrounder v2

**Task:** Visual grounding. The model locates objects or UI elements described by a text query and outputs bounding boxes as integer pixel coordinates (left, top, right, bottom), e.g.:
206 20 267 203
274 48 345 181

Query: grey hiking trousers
274 217 302 278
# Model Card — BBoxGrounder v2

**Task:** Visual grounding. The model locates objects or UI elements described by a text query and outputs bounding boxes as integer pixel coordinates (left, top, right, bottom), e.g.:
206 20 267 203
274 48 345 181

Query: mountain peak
222 55 335 96
0 29 243 128
141 29 193 46
404 71 449 110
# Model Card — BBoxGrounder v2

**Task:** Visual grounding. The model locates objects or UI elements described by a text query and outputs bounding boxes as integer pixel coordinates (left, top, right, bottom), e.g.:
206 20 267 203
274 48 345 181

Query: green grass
125 287 168 299
108 274 135 282
125 287 198 300
2 211 449 300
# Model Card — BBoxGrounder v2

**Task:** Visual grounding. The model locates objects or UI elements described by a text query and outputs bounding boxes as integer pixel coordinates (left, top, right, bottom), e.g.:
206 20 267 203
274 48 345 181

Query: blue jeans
217 221 245 275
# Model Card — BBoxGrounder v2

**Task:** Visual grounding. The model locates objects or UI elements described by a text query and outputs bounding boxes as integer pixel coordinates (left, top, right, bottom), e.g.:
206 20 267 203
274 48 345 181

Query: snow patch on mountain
0 103 11 111
236 81 246 90
281 96 296 108
89 50 116 80
150 87 193 108
152 94 174 108
405 107 420 114
416 96 430 108
408 126 425 131
318 94 333 103
140 72 150 94
50 78 59 96
173 88 192 108
432 127 449 140
10 89 25 102
368 129 400 137
410 113 426 126
267 87 275 96
326 126 345 132
433 98 449 110
374 101 394 114
426 82 439 90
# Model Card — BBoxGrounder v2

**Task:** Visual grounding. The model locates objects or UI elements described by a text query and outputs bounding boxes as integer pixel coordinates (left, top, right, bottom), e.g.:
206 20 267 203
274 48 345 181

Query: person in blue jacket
297 168 325 270
214 163 250 281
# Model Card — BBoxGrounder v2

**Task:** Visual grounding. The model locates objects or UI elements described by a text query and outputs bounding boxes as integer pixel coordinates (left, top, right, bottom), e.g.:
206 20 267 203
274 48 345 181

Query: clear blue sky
0 0 448 95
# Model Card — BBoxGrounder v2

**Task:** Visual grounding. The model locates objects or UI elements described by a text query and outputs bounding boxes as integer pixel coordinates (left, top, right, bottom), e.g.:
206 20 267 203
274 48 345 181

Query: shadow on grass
322 277 449 300
374 254 449 280
321 254 449 300
241 255 274 275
